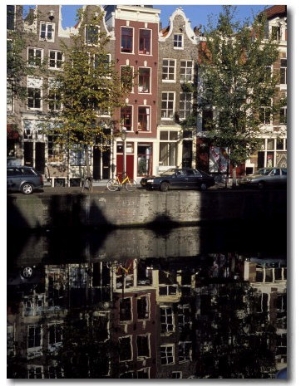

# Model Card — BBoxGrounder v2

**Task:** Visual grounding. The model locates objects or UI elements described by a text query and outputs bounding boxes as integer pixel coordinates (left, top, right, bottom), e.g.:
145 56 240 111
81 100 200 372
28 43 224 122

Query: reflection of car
7 166 44 194
140 168 215 192
239 167 287 189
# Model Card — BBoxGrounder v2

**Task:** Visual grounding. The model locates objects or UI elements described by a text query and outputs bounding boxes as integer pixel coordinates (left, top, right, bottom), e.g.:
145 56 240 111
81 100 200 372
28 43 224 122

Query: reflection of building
7 253 287 378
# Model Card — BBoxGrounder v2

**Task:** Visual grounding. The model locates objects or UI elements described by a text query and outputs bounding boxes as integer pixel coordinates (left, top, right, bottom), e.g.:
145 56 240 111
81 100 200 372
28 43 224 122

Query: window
40 22 54 42
280 58 287 85
174 34 183 48
28 325 42 349
171 372 182 379
178 341 192 362
119 336 132 361
162 59 175 81
121 27 133 53
92 53 110 71
7 5 15 30
49 50 63 69
271 26 280 40
138 68 150 93
161 92 175 118
121 106 132 131
28 366 44 379
178 304 191 332
46 366 64 379
85 25 99 45
137 296 149 319
280 106 287 124
160 306 174 333
180 60 193 82
159 130 178 166
48 323 63 346
137 368 150 379
137 335 150 358
27 77 43 109
121 65 133 91
259 98 271 124
139 29 151 54
138 107 150 131
48 81 61 111
28 48 42 67
179 93 192 119
120 298 132 321
160 344 174 365
202 108 213 131
7 83 13 112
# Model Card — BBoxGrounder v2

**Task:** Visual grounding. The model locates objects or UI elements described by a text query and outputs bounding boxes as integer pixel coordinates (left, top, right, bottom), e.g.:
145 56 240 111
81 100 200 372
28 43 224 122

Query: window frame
28 48 43 67
49 50 63 69
39 22 55 42
180 60 193 82
139 28 151 54
161 91 175 119
121 26 133 53
173 34 183 49
162 59 176 82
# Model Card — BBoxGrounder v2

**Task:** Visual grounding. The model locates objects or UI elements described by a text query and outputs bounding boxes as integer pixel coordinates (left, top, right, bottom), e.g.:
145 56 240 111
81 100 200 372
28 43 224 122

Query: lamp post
121 128 127 179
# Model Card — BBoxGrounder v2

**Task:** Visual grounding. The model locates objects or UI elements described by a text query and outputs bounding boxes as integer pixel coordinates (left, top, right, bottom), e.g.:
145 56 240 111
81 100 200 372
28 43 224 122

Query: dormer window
40 22 54 42
85 25 99 45
174 34 183 49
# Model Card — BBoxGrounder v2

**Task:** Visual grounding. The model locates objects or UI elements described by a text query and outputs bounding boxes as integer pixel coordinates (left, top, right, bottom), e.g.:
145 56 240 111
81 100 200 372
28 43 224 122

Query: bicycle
106 173 137 191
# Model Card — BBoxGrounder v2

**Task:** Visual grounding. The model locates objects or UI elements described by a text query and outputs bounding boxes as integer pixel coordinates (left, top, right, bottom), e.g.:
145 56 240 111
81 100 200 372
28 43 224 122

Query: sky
22 3 268 30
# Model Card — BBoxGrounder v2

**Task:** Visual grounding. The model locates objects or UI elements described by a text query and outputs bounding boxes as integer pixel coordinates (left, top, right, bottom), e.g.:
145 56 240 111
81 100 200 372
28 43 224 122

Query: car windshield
255 168 273 176
161 170 177 176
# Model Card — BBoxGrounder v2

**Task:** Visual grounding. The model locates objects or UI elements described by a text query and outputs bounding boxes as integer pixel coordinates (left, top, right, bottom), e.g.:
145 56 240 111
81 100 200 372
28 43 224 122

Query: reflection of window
180 60 193 82
172 372 182 379
160 306 174 333
160 344 174 365
161 92 175 118
162 59 175 81
138 68 150 93
120 298 132 321
137 296 149 319
28 48 43 66
40 22 54 42
121 27 133 53
174 34 183 48
139 29 151 54
48 323 63 346
119 336 132 361
28 325 42 348
121 106 132 131
85 25 99 45
49 50 63 69
138 107 150 131
178 341 192 362
137 335 150 358
28 366 43 379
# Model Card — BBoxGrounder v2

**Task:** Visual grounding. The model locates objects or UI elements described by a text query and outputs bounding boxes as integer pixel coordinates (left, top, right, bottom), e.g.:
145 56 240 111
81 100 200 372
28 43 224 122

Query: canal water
7 222 287 379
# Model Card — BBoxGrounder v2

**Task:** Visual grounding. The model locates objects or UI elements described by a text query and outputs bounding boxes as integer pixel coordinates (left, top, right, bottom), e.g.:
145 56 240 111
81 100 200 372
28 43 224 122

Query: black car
140 168 215 192
7 166 44 194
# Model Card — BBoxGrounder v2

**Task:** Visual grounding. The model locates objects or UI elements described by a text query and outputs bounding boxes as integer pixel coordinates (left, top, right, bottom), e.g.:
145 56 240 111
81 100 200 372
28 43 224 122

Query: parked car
140 168 215 192
239 167 287 189
7 166 44 194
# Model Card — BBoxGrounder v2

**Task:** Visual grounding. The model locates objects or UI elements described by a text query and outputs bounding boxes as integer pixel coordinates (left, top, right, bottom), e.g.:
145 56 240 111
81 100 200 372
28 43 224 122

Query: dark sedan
140 168 215 192
7 166 44 194
239 167 287 189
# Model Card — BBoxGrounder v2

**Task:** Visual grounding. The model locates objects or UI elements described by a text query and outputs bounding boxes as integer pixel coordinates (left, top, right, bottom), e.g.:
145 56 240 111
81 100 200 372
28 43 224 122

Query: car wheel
258 181 265 190
200 183 207 191
21 183 34 194
160 182 169 192
21 266 33 278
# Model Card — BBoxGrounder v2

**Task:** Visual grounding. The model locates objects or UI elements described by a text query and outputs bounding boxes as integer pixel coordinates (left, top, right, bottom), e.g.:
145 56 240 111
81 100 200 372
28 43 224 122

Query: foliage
198 5 280 169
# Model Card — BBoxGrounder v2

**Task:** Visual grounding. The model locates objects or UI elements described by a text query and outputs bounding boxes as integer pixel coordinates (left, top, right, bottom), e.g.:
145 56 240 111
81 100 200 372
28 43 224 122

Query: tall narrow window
174 34 183 48
280 58 287 85
119 336 132 361
121 106 132 131
179 93 192 119
162 59 175 81
138 107 150 131
139 29 151 54
138 68 150 93
7 5 15 30
161 92 175 119
259 98 272 124
27 77 42 109
159 130 178 166
180 60 193 82
137 335 150 358
121 27 133 53
160 345 174 365
121 65 133 91
85 25 99 45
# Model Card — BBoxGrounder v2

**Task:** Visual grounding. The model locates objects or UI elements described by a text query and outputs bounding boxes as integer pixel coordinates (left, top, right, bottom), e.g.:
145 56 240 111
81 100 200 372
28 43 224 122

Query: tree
198 6 280 186
44 7 133 190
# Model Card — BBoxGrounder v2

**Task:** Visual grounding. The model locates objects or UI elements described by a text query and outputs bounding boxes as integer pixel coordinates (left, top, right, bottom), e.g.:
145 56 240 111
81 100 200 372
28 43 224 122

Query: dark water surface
7 222 287 379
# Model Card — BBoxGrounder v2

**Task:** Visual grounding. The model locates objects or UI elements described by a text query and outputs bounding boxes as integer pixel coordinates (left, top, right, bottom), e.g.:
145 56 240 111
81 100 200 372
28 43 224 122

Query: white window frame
39 22 54 42
28 47 43 67
179 92 193 119
85 25 100 45
49 50 63 69
180 60 193 82
160 344 175 365
160 306 175 333
173 34 183 49
27 76 43 110
161 91 175 119
162 59 176 82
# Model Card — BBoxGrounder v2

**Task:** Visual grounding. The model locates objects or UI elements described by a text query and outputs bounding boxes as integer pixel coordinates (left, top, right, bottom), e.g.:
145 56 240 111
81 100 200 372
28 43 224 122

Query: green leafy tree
198 6 280 185
44 8 133 189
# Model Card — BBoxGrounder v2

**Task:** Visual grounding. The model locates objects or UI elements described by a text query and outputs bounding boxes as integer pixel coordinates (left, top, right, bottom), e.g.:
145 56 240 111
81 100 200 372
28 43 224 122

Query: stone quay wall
7 189 287 230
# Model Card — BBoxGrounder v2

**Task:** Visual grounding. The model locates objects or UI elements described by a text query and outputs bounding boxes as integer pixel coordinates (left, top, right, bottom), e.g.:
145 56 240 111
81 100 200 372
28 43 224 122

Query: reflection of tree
194 283 277 378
